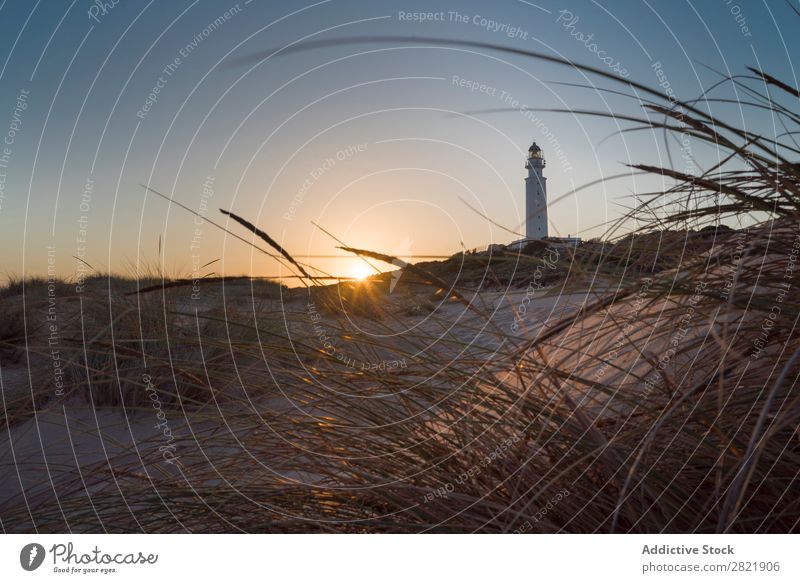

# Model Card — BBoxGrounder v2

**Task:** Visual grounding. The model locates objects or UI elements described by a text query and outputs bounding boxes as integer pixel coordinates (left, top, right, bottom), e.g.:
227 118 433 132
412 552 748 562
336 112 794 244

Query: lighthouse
525 142 548 239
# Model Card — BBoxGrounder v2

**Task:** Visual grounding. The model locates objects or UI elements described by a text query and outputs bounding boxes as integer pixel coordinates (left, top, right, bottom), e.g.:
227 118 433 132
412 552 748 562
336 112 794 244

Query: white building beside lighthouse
525 141 548 239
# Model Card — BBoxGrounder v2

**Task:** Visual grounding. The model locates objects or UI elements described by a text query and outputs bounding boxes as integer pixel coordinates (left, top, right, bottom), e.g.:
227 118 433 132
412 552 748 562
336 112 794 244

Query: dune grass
1 46 799 533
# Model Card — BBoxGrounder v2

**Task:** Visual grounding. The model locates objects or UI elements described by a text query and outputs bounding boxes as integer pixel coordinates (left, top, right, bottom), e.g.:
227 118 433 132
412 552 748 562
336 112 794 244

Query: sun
351 263 373 281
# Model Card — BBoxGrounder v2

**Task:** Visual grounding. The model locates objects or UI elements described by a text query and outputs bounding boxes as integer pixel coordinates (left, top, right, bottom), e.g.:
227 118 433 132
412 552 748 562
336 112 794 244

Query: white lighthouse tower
525 142 548 239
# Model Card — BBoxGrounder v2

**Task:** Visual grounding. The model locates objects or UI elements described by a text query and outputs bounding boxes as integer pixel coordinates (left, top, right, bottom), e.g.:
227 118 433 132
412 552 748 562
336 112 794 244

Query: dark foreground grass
1 48 799 533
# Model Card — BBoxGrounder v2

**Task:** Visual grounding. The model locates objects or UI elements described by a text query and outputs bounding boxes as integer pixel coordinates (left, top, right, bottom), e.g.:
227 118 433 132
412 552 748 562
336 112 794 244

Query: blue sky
0 0 797 282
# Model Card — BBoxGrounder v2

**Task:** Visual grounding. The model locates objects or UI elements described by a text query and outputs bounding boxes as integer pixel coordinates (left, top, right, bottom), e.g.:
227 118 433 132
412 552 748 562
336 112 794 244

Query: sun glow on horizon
351 263 374 281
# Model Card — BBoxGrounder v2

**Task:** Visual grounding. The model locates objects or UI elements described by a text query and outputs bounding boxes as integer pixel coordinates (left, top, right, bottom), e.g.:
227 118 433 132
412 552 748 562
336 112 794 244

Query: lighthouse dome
528 142 543 159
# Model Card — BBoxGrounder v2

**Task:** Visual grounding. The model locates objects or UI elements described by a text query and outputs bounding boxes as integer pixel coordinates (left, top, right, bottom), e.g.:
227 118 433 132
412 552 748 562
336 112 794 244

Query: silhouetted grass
1 41 798 534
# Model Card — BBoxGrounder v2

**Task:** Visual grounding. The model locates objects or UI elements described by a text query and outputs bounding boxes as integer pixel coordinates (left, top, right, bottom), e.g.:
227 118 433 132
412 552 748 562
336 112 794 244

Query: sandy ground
0 282 663 529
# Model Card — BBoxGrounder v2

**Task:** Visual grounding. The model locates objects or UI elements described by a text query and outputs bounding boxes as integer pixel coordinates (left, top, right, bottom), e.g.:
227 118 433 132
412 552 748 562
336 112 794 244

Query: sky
0 0 797 284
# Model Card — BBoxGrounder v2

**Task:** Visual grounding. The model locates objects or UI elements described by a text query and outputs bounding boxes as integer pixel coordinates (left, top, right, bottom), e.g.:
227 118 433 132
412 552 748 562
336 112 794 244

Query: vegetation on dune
2 42 799 533
366 226 746 293
0 276 288 420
